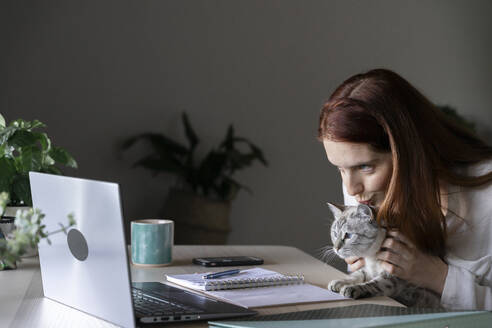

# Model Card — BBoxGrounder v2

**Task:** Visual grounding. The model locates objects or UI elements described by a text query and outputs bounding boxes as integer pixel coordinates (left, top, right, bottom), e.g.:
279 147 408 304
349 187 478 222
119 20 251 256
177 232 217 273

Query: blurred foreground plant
0 192 75 270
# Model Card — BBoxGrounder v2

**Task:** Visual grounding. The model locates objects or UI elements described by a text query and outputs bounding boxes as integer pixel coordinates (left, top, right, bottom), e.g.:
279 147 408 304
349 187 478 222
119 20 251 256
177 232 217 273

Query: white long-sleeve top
343 160 492 310
441 160 492 310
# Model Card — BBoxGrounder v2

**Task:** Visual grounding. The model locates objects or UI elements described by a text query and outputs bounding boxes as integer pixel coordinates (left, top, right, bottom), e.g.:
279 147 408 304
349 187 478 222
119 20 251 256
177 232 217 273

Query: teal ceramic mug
131 219 174 267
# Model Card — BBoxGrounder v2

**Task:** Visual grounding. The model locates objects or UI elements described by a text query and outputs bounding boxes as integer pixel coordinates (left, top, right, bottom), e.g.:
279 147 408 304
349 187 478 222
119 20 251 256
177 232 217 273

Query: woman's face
323 140 393 208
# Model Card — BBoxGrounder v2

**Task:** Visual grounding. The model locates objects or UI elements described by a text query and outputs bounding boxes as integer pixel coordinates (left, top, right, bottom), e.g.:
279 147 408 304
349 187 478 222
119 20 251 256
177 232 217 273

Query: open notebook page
206 282 347 308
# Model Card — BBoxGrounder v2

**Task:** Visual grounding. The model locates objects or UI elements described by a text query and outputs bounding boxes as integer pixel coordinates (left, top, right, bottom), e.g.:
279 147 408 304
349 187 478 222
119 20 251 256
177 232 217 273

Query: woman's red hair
318 69 492 257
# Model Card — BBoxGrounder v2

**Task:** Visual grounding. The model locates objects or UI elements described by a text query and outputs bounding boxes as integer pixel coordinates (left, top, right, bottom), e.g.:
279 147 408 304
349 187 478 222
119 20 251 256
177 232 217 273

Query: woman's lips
357 199 372 205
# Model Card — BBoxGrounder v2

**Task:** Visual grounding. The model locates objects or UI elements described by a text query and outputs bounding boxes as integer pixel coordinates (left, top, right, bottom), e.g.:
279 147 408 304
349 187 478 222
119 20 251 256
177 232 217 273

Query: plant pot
1 206 38 258
162 189 231 245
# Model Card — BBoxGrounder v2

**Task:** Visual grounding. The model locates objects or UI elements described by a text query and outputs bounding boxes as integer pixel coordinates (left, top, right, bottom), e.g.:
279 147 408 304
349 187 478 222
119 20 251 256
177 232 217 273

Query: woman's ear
327 202 345 221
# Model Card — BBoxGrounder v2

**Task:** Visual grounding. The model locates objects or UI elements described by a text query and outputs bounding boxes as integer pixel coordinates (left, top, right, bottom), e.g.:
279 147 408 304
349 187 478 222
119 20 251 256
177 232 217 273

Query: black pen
202 269 241 280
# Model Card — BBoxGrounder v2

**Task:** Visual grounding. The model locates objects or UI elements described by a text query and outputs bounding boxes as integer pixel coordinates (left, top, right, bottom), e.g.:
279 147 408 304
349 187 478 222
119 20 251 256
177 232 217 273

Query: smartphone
192 256 264 267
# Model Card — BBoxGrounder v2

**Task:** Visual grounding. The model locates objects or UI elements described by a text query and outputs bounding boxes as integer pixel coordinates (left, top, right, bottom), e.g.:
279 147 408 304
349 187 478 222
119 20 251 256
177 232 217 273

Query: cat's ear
356 204 374 220
326 202 345 220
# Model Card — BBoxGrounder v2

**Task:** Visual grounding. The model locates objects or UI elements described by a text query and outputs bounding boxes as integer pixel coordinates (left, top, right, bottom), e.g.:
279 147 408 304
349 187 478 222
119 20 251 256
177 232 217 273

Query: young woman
318 69 492 310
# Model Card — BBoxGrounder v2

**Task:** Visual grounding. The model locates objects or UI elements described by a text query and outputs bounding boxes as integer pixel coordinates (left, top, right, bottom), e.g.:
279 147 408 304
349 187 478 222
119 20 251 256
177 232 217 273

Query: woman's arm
377 230 492 310
376 230 448 294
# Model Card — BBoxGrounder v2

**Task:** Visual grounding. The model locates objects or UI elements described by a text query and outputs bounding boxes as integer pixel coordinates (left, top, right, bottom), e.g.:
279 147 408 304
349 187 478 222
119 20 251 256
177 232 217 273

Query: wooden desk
1 245 401 327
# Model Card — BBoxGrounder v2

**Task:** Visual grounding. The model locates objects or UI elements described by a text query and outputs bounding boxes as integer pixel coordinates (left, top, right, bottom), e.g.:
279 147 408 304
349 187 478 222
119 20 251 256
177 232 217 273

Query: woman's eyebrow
338 159 379 169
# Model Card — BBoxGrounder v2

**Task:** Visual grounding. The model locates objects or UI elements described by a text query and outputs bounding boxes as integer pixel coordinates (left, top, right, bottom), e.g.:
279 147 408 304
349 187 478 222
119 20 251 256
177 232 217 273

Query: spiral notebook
165 268 346 308
166 268 304 291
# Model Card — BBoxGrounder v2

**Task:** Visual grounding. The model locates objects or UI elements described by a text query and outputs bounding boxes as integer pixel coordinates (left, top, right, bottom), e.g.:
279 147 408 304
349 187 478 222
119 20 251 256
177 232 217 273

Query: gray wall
4 1 492 260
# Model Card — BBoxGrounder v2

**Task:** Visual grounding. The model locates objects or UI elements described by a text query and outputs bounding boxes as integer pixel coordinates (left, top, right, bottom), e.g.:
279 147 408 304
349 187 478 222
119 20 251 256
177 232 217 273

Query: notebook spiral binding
205 274 305 291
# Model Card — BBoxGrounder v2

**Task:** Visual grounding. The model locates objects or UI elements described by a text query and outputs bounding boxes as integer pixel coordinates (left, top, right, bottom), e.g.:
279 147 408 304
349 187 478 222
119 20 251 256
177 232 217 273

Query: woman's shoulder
446 158 492 221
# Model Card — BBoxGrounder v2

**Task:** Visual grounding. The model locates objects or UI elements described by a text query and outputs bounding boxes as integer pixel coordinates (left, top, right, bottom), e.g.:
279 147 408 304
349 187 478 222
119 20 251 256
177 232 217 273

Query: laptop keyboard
132 287 204 318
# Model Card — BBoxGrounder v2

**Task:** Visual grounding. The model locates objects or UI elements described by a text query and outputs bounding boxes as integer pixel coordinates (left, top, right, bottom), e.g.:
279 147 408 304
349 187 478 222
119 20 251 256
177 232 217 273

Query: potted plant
122 112 268 244
0 114 78 256
0 192 75 270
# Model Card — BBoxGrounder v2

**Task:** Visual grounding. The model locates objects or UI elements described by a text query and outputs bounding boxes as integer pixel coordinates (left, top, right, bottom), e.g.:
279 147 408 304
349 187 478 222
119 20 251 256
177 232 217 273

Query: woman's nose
344 174 363 196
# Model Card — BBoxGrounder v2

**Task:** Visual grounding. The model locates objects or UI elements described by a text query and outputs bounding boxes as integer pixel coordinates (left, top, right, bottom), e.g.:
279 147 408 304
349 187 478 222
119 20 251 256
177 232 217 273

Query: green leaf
222 125 234 150
0 114 5 129
228 151 256 171
122 133 188 157
43 154 55 167
0 126 18 148
11 174 31 206
10 119 45 131
9 130 38 148
20 146 43 172
249 144 268 166
42 166 62 175
181 112 199 151
233 137 268 166
29 120 46 130
33 132 51 152
197 151 226 190
49 147 78 168
0 157 16 193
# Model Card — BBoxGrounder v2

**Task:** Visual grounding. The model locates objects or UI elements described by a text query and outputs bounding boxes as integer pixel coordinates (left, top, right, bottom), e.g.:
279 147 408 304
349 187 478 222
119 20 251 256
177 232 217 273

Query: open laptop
29 172 256 327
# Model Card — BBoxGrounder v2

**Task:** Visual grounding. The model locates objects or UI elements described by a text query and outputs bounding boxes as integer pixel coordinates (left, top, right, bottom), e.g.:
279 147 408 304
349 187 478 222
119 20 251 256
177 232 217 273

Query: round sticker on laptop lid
67 228 89 261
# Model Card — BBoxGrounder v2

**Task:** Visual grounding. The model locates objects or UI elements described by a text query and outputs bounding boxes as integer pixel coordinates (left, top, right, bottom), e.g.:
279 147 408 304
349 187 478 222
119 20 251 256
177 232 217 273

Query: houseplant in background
0 114 78 206
122 112 268 244
0 113 78 258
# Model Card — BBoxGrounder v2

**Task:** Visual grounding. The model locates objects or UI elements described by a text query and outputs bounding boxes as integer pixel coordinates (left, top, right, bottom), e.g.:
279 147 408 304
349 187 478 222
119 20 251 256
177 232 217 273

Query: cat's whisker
315 245 330 257
324 251 339 265
316 245 330 255
317 249 329 262
317 246 337 263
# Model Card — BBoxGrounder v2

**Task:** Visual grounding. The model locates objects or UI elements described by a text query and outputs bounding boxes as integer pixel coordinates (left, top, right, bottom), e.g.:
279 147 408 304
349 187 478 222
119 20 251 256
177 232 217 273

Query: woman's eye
359 164 373 172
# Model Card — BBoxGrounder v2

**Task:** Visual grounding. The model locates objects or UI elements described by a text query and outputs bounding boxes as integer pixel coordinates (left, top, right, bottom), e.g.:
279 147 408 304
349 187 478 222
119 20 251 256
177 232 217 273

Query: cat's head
327 203 386 259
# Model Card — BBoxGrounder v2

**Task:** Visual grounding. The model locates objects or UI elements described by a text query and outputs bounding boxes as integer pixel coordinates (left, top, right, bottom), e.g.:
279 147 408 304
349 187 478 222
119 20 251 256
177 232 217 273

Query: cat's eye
344 232 352 240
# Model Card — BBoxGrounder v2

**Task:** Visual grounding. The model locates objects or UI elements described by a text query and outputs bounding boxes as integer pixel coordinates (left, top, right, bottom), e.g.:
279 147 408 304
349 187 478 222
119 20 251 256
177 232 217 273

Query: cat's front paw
340 285 363 299
328 279 348 293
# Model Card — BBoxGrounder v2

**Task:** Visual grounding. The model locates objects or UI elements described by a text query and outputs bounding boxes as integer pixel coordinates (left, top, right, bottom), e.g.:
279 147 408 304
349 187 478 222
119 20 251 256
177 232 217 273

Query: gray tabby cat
326 203 441 308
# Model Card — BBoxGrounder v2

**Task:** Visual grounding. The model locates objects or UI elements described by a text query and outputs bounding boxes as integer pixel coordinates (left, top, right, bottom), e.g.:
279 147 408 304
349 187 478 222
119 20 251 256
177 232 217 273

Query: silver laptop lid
30 172 135 328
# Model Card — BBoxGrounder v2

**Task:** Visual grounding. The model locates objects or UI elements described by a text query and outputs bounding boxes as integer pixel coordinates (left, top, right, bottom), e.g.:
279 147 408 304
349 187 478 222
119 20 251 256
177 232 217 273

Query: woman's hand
345 256 365 272
377 230 448 294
